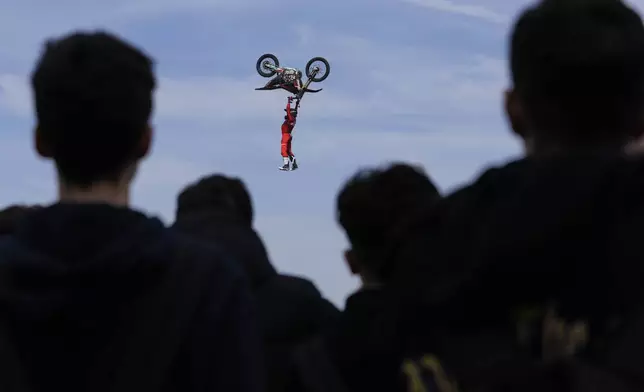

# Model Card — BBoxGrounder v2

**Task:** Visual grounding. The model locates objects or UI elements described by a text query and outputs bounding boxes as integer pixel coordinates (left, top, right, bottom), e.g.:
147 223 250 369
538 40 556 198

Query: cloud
291 27 508 116
0 74 31 117
0 72 373 125
367 55 506 117
155 76 374 122
1 0 265 27
0 34 508 126
401 0 507 23
0 0 274 71
109 0 278 22
158 29 509 124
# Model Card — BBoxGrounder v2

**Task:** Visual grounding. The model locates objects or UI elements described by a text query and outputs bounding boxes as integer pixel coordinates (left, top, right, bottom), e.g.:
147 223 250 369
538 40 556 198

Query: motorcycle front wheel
305 57 330 82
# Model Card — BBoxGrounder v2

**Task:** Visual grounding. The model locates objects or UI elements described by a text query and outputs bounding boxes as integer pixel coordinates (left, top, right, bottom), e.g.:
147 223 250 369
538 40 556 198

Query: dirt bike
255 54 330 101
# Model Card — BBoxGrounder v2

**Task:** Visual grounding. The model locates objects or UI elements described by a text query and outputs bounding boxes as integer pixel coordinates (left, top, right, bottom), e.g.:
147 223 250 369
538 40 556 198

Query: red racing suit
281 101 296 158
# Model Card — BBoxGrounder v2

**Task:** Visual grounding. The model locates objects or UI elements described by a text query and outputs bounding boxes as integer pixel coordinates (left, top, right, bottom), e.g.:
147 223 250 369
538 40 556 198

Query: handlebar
288 96 301 110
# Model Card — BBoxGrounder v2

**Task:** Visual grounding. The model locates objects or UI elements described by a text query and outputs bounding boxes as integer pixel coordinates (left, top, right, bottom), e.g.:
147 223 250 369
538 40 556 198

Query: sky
3 0 644 307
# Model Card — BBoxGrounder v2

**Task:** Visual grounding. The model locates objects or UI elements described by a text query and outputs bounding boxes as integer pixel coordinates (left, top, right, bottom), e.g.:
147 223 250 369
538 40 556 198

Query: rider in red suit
280 97 299 171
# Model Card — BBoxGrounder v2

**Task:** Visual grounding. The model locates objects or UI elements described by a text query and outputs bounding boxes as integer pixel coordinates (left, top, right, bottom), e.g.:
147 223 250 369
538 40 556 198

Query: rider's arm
285 101 295 122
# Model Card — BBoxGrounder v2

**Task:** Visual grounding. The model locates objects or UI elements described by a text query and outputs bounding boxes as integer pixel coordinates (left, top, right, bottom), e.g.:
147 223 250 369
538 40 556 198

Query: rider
280 97 299 171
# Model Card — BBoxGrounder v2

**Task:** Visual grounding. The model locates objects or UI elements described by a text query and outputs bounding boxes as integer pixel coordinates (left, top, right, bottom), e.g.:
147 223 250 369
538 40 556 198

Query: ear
136 124 152 159
344 249 360 275
504 88 527 139
34 126 53 158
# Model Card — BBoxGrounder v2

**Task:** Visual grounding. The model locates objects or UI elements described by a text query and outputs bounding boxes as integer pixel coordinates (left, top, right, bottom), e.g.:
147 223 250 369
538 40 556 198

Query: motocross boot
279 157 290 171
290 157 298 170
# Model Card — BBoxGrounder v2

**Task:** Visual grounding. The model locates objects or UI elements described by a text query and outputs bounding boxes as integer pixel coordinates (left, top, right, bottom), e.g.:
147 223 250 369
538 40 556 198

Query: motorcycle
255 53 330 101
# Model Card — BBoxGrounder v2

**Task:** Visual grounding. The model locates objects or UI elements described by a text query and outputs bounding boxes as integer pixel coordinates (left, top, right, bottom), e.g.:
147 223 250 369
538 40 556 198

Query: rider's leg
256 75 282 90
293 78 304 98
280 133 291 170
265 75 282 88
287 138 297 170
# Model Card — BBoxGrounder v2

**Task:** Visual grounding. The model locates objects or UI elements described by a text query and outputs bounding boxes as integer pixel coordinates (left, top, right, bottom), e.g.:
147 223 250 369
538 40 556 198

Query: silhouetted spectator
0 31 263 392
0 205 40 235
384 0 644 390
315 163 438 392
173 174 339 392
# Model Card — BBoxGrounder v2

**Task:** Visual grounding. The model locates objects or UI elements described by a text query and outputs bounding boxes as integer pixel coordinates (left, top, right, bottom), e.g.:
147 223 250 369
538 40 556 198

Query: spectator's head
506 0 644 154
337 163 440 287
0 205 41 236
31 31 155 200
176 174 254 227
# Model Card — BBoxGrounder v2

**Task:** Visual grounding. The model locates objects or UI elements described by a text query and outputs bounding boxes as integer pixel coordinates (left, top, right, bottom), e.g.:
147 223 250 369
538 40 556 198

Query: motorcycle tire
305 57 330 82
256 54 280 78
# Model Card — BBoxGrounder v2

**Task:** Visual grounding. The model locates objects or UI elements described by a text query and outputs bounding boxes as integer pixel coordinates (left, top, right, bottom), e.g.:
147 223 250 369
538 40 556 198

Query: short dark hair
337 163 440 281
510 0 644 144
31 31 155 186
176 174 254 226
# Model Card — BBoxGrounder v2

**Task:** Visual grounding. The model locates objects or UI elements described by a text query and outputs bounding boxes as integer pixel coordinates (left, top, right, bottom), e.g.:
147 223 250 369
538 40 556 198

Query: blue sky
3 0 640 306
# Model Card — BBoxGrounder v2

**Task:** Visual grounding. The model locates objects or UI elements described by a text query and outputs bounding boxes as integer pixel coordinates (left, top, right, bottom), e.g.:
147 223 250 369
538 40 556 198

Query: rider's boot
290 156 298 170
279 156 290 171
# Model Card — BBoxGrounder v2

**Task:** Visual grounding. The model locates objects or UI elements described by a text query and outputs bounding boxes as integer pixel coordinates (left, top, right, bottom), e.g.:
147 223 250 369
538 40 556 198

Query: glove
288 97 294 102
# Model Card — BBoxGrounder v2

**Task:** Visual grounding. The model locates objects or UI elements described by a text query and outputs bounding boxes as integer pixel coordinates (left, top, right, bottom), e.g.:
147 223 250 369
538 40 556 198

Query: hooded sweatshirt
377 153 644 391
0 203 264 392
173 209 339 391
